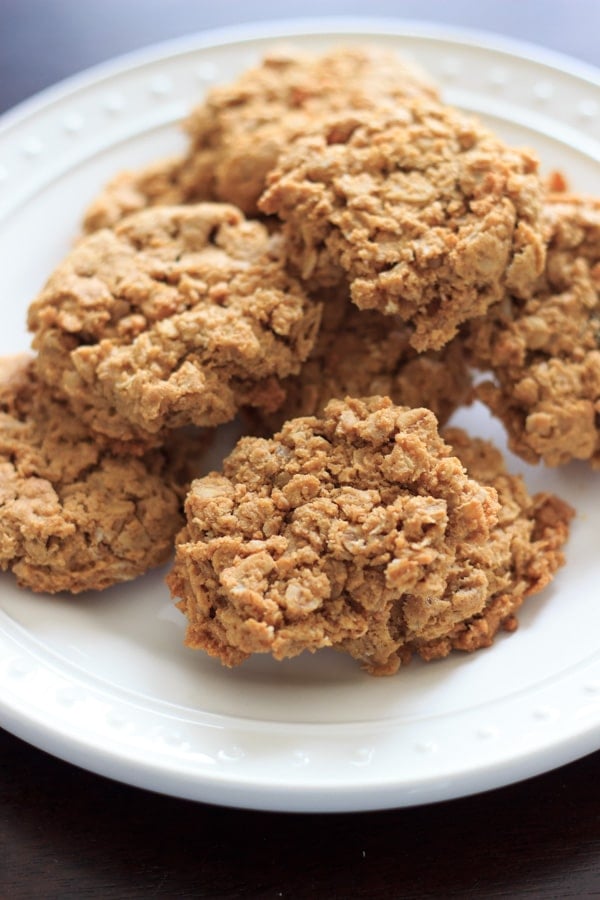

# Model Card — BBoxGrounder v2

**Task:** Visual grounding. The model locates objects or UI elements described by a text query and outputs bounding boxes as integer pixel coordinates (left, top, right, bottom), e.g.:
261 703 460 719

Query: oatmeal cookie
407 427 573 661
28 203 321 446
260 102 545 351
466 194 600 466
251 289 473 434
168 396 517 675
183 46 439 216
169 397 571 674
83 157 191 233
0 355 204 594
82 46 439 230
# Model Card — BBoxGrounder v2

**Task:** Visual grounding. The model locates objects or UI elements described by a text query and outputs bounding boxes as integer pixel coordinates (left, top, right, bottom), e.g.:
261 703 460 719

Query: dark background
1 2 600 897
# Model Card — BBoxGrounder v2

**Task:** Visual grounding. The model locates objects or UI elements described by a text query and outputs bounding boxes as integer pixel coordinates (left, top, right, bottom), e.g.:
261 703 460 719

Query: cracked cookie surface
466 195 600 466
184 45 439 216
251 289 472 434
28 203 321 446
169 397 571 674
260 101 545 350
169 395 560 675
411 427 573 661
0 355 202 594
83 156 192 234
82 46 439 230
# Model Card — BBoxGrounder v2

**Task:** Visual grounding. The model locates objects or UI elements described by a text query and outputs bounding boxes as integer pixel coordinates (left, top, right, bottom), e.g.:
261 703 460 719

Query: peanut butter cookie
29 203 321 446
82 46 439 230
467 195 600 466
0 355 203 594
169 396 569 674
260 103 545 350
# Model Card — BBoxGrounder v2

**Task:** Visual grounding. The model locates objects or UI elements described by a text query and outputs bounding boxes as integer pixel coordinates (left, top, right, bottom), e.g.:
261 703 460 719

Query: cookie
82 46 439 230
0 355 204 594
260 101 545 350
184 45 439 216
28 203 321 446
251 288 472 434
406 427 573 661
466 194 600 466
83 157 190 233
168 396 563 675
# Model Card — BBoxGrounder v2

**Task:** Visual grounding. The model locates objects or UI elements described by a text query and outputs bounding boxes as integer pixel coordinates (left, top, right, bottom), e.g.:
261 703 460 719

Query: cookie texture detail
467 195 600 466
260 103 545 350
29 204 321 445
0 355 204 593
169 396 570 674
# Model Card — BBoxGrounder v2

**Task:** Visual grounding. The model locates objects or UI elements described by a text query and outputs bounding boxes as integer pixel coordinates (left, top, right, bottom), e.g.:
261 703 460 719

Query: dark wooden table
1 2 599 897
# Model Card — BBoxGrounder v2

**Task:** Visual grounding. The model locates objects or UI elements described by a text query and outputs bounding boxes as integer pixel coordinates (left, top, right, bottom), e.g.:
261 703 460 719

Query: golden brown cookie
28 203 321 446
168 396 532 675
82 46 439 231
260 102 545 351
184 45 438 216
169 397 571 674
410 427 574 661
250 289 473 434
83 157 190 234
466 194 600 467
0 355 205 594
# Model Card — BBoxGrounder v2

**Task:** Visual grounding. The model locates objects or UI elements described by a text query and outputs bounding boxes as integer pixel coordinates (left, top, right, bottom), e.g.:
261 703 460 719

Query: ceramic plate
1 19 599 813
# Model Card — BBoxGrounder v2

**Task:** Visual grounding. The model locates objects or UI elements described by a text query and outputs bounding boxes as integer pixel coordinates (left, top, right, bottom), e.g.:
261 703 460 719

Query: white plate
1 18 600 813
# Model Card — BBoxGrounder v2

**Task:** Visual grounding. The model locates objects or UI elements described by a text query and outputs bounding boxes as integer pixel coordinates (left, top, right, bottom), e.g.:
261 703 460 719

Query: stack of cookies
5 46 591 675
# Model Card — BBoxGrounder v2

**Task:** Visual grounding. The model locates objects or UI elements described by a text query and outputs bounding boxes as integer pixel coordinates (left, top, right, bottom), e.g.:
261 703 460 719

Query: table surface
1 1 599 897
